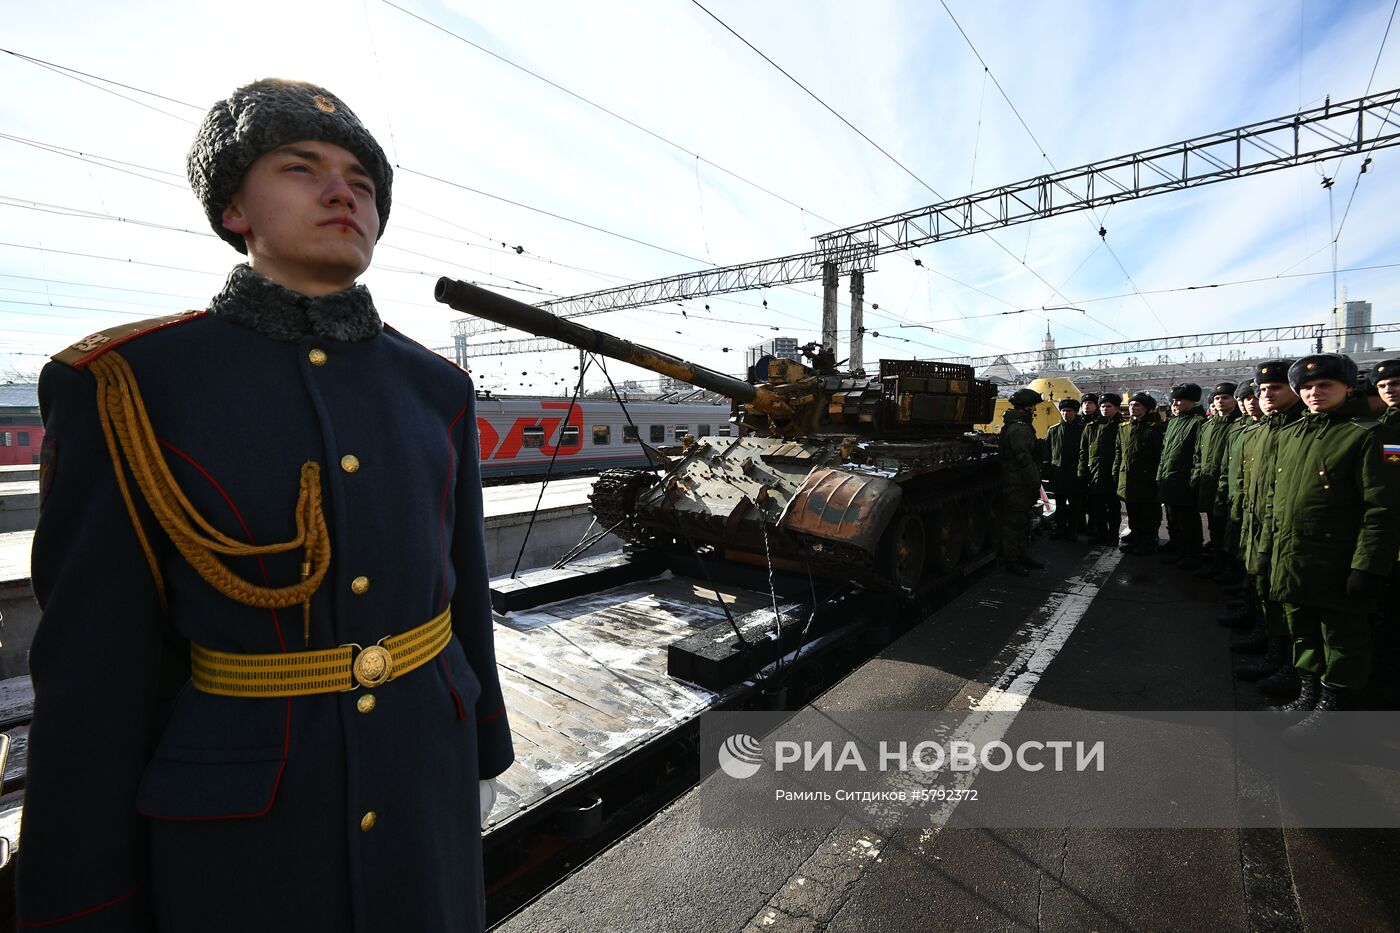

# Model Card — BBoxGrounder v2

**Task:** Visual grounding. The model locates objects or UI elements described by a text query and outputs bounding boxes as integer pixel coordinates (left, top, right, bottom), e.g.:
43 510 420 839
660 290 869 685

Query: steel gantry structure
458 88 1400 361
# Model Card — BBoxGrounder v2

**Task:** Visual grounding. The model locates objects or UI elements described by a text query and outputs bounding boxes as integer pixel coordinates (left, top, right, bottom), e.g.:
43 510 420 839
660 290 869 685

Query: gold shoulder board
53 310 207 369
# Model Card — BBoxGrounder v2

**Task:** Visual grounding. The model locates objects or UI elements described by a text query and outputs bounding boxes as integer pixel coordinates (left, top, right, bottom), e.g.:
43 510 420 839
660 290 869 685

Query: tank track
588 468 664 548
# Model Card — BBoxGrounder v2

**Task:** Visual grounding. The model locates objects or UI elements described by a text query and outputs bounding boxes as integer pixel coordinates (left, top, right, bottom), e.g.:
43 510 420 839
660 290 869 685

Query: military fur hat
1255 359 1294 386
188 78 393 253
1233 380 1257 400
1288 353 1357 391
1129 391 1155 409
1169 383 1202 402
1210 382 1237 399
1009 388 1043 408
1372 359 1400 384
1356 374 1380 397
1098 392 1122 407
1080 393 1099 405
1057 397 1081 411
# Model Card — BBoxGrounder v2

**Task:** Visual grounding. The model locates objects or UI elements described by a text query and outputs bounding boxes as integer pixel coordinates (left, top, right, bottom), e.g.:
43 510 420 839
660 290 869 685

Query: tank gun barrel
435 278 760 404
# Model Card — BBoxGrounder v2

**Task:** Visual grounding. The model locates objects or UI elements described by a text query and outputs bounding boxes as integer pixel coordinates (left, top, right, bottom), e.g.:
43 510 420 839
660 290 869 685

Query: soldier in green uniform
1043 398 1085 539
1371 359 1400 704
1075 394 1100 535
1000 388 1045 576
1190 382 1240 577
1080 392 1123 546
1233 361 1305 680
1115 392 1164 554
1080 393 1101 423
1268 354 1400 734
1216 382 1261 624
1157 383 1208 568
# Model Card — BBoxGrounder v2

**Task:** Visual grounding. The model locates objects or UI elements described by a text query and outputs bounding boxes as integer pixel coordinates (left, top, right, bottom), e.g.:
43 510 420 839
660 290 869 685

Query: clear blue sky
2 0 1398 392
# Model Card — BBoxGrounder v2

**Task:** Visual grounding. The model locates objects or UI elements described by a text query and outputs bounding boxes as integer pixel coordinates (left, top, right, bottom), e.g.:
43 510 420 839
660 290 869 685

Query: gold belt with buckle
190 608 452 698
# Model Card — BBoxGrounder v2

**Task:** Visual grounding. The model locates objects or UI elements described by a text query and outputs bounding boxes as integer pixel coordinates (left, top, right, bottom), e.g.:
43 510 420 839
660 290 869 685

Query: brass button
308 348 328 366
360 811 377 832
341 454 360 473
351 575 371 595
357 693 376 714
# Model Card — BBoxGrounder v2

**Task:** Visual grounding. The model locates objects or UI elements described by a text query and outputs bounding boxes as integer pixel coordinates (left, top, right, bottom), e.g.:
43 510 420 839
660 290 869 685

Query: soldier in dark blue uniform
19 78 513 931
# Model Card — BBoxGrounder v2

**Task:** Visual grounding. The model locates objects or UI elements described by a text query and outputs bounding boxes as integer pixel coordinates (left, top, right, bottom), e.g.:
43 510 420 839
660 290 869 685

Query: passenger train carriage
474 394 733 481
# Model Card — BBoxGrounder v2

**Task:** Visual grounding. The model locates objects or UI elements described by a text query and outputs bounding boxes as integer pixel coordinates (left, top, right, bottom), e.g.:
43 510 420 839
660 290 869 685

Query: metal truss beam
818 89 1400 255
460 88 1400 352
955 322 1400 368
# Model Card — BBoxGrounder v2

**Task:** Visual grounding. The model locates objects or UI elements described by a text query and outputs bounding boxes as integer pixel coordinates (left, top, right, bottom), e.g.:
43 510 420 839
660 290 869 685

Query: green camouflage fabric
1114 412 1164 503
1156 406 1207 502
1268 406 1400 608
999 409 1041 489
1191 408 1240 512
1079 413 1123 490
1238 400 1304 575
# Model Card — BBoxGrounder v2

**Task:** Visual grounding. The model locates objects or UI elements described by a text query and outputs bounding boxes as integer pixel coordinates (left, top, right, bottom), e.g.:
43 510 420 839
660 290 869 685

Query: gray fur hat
188 78 392 253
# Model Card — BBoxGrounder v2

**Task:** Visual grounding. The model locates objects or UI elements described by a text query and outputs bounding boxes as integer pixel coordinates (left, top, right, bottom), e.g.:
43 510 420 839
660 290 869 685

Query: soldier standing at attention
1115 392 1165 555
1157 383 1208 569
1080 393 1101 423
1075 393 1100 535
1043 398 1085 540
1191 382 1241 578
1079 392 1123 546
1235 361 1305 692
1000 388 1046 576
19 79 514 931
1216 382 1261 619
1268 355 1400 734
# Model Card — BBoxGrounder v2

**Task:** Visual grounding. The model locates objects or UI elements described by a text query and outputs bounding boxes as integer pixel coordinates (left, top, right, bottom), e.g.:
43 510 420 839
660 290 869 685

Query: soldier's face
1060 408 1077 422
1299 378 1349 413
1378 376 1400 408
222 141 380 295
1258 382 1297 414
1129 401 1147 418
1082 401 1098 417
1101 402 1119 418
1213 394 1237 416
1170 398 1194 415
1242 397 1263 418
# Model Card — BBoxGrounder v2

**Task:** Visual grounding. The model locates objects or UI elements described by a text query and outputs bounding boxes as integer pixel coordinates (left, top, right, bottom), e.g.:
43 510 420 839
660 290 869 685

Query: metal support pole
821 261 838 355
848 270 864 374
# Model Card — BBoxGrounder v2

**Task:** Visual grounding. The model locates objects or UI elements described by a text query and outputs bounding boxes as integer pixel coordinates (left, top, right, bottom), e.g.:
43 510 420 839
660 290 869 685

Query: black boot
1270 672 1320 714
1257 664 1302 699
1230 622 1267 654
1234 638 1284 683
1281 685 1353 750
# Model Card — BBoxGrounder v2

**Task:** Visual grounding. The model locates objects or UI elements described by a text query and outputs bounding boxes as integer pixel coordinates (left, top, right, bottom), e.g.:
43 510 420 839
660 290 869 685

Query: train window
698 424 711 437
561 426 580 446
673 424 688 439
650 425 665 443
593 425 611 445
522 426 545 448
623 425 640 443
0 432 9 447
18 432 29 446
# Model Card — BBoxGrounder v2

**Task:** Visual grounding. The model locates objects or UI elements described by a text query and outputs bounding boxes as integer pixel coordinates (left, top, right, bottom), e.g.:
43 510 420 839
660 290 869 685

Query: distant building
1036 325 1061 372
746 337 800 372
1328 299 1374 354
979 355 1024 385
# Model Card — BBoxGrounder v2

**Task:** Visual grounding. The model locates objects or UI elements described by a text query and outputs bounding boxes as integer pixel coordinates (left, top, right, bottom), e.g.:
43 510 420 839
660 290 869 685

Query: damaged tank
435 278 1000 596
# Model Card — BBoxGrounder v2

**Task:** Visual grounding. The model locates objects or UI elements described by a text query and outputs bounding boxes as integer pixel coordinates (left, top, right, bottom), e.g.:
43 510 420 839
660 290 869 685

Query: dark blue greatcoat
19 266 514 932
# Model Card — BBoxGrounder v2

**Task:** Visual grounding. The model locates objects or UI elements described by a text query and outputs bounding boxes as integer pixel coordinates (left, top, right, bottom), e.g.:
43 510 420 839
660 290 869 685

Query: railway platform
495 537 1400 933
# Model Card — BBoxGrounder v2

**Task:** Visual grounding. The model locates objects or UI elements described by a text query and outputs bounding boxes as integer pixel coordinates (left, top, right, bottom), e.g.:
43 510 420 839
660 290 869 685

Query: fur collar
209 264 381 342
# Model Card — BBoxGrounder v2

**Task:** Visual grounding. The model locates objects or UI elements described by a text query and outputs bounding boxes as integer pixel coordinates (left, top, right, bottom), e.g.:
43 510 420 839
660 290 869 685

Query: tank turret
436 278 1002 595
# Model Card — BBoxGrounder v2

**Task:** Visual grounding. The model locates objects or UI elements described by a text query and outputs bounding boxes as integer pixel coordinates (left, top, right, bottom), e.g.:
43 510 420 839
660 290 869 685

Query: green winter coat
1156 406 1207 503
1079 413 1123 490
1114 412 1164 502
1267 406 1400 609
1215 415 1257 517
1000 409 1040 488
1237 400 1305 575
1192 409 1240 512
1043 417 1085 488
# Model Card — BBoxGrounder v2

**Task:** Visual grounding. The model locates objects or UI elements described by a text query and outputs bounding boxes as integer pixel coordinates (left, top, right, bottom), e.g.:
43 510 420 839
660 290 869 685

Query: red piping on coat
439 403 470 611
157 439 286 651
438 654 466 720
478 704 506 725
18 882 144 928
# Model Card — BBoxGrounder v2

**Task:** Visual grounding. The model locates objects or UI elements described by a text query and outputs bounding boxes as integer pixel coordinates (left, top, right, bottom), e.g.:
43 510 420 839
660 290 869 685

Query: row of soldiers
1027 354 1400 735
